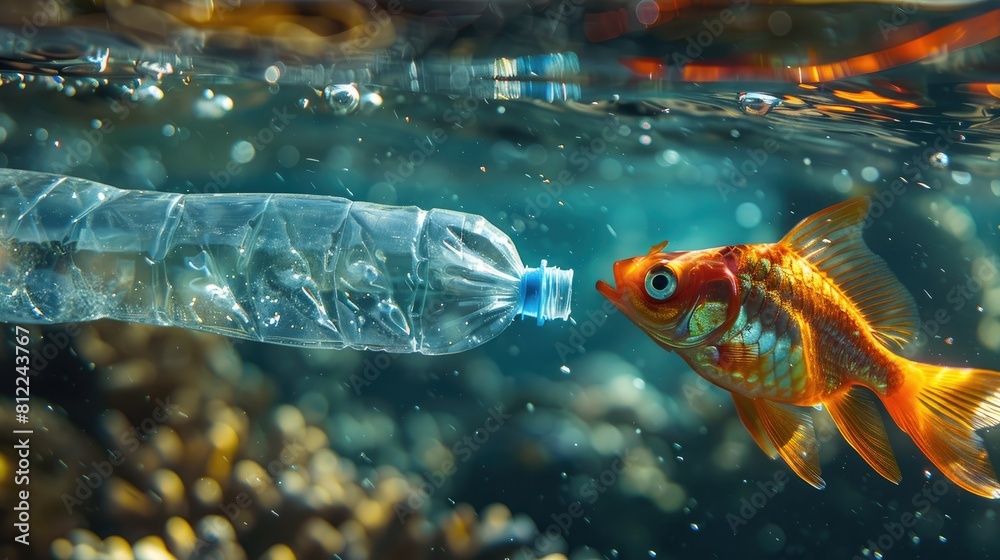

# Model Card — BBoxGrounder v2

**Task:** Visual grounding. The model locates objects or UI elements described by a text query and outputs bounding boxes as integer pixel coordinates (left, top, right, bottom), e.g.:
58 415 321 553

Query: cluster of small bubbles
738 92 781 116
194 89 234 119
133 84 165 103
134 59 174 81
929 152 949 169
0 72 28 87
324 84 361 115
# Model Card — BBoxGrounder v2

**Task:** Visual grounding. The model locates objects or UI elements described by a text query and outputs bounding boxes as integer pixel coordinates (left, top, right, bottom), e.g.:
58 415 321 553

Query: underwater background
1 0 1000 558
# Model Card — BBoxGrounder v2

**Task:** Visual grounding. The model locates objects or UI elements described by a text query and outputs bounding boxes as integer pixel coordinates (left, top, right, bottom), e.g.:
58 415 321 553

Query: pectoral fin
825 386 901 484
735 394 825 489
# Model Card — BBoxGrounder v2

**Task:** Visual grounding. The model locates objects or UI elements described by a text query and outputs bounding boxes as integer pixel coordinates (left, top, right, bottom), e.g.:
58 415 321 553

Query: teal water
2 1 1000 559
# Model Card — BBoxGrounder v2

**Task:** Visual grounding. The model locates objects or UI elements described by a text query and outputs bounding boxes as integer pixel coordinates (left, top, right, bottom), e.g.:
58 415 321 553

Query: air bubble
738 92 781 116
929 152 949 169
325 84 361 115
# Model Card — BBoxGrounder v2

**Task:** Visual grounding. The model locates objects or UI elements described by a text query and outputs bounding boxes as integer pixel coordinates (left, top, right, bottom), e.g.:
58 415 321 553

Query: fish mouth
596 259 634 301
596 278 618 301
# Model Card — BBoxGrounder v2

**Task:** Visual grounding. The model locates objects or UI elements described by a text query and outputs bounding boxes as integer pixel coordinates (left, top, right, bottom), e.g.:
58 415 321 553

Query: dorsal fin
779 197 919 350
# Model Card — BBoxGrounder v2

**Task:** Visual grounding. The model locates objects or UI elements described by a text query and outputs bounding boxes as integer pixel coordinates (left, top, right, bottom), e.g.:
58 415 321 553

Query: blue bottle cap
517 259 573 325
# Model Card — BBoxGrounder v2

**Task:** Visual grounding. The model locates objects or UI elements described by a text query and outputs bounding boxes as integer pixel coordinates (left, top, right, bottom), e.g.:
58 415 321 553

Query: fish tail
881 361 1000 498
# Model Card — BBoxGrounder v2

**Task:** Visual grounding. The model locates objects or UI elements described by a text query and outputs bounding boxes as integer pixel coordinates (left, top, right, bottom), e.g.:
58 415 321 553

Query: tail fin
882 363 1000 498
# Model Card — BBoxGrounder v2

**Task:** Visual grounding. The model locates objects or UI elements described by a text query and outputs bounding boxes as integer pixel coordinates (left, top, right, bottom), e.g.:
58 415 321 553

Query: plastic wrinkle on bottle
0 169 574 354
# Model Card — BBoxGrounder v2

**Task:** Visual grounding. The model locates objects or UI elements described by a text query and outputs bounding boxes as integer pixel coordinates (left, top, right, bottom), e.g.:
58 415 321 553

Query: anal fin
825 386 901 484
740 396 825 489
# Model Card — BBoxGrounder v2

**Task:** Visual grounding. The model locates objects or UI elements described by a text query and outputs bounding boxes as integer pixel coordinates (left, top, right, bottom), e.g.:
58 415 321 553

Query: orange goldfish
597 197 1000 497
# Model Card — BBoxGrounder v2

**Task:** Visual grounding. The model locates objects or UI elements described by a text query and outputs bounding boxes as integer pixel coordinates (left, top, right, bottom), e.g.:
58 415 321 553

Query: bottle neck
517 259 573 325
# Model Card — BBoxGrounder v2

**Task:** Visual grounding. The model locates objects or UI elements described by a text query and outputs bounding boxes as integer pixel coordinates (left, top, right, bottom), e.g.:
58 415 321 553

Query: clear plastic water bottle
0 169 572 354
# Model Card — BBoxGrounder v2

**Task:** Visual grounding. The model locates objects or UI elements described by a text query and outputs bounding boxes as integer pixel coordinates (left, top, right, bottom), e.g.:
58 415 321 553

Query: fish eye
644 266 677 300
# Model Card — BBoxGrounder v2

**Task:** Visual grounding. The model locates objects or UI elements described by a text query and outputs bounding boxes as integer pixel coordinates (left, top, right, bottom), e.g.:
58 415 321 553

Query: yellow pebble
151 469 186 512
103 535 133 560
298 517 345 555
133 536 176 560
50 538 73 560
164 516 197 559
260 543 297 560
107 477 156 517
192 476 223 508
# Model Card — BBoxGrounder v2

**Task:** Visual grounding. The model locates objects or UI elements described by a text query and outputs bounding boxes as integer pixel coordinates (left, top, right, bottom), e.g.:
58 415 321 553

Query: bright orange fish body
597 197 1000 497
